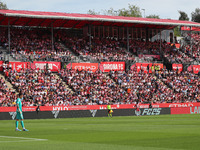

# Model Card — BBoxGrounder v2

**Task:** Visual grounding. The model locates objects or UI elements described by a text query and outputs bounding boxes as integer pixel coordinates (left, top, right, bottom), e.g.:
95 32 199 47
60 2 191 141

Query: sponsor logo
74 65 97 71
190 106 200 114
172 66 182 69
35 63 46 70
90 110 97 117
53 106 68 111
17 64 22 70
51 111 60 118
102 64 124 70
9 112 17 120
169 104 194 108
194 67 200 71
142 108 162 115
138 105 149 108
53 64 59 69
99 106 106 110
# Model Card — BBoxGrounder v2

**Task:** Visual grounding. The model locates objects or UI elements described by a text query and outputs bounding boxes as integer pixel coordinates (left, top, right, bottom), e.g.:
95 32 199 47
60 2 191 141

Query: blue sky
3 0 200 20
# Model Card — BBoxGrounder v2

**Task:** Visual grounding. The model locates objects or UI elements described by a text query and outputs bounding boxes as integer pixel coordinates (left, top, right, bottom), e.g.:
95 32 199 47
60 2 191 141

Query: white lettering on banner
138 105 149 108
99 106 106 110
190 107 200 114
74 65 96 70
169 104 194 108
173 66 182 69
35 63 53 70
153 105 159 108
142 108 161 115
48 64 53 70
53 107 68 111
103 64 124 70
90 110 97 117
35 63 45 69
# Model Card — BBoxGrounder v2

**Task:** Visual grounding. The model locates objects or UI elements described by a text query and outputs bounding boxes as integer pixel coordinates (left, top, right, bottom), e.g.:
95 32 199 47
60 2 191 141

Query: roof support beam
0 17 6 24
10 17 20 25
47 19 56 27
37 19 47 27
25 18 33 26
60 20 70 27
72 21 81 28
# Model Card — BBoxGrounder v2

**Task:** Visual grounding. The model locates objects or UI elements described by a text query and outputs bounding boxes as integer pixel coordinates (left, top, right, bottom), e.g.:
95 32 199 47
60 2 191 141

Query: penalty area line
0 136 48 142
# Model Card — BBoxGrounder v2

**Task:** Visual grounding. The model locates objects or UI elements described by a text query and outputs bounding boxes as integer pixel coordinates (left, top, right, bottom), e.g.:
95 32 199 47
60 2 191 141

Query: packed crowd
181 33 200 62
0 77 17 107
109 69 176 103
0 28 77 62
0 66 200 107
3 68 80 106
129 40 161 55
163 43 194 64
63 37 135 62
159 69 200 102
59 69 126 104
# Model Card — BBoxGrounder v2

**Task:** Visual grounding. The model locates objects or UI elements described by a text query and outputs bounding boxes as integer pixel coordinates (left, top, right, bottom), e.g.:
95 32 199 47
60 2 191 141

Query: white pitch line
0 136 48 141
0 140 46 143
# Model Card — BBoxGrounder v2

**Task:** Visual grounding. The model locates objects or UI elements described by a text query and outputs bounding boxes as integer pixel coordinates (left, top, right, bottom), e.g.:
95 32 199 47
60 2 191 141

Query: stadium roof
0 9 200 29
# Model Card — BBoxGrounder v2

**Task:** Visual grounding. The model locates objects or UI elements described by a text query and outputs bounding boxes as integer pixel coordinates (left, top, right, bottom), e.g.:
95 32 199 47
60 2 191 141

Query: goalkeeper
15 93 28 131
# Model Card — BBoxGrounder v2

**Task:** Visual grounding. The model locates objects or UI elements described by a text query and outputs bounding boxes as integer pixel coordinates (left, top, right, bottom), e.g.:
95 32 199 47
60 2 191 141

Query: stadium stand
0 21 200 106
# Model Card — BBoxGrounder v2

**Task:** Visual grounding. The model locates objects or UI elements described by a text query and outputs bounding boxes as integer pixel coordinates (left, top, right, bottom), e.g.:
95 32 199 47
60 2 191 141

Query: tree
0 1 8 9
87 9 100 15
88 4 142 17
146 15 160 19
174 26 181 37
103 7 118 16
191 8 200 23
178 11 189 21
118 4 142 17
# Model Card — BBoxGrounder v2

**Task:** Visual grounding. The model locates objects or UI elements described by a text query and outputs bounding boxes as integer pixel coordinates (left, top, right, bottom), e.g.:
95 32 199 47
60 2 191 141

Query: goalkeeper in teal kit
15 93 28 131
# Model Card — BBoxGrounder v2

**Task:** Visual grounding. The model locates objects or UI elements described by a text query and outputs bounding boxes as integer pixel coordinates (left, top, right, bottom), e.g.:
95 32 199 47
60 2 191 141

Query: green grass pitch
0 114 200 150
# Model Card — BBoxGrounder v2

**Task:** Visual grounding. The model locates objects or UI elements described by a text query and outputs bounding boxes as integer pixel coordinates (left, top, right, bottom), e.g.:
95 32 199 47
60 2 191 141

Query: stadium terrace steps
0 73 17 93
53 73 74 93
0 48 22 62
59 43 81 62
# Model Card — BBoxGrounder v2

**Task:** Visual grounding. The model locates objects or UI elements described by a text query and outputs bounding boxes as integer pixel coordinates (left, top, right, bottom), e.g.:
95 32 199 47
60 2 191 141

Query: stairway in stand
53 73 74 93
0 73 18 93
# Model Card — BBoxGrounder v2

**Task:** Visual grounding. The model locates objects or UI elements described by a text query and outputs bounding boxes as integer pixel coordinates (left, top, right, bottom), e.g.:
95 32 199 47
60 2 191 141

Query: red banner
66 63 71 69
9 62 29 72
0 61 3 71
72 63 99 72
171 106 200 114
131 63 163 73
1 103 200 112
33 61 61 72
181 26 200 31
192 65 200 74
172 64 183 72
187 65 200 74
100 62 125 72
